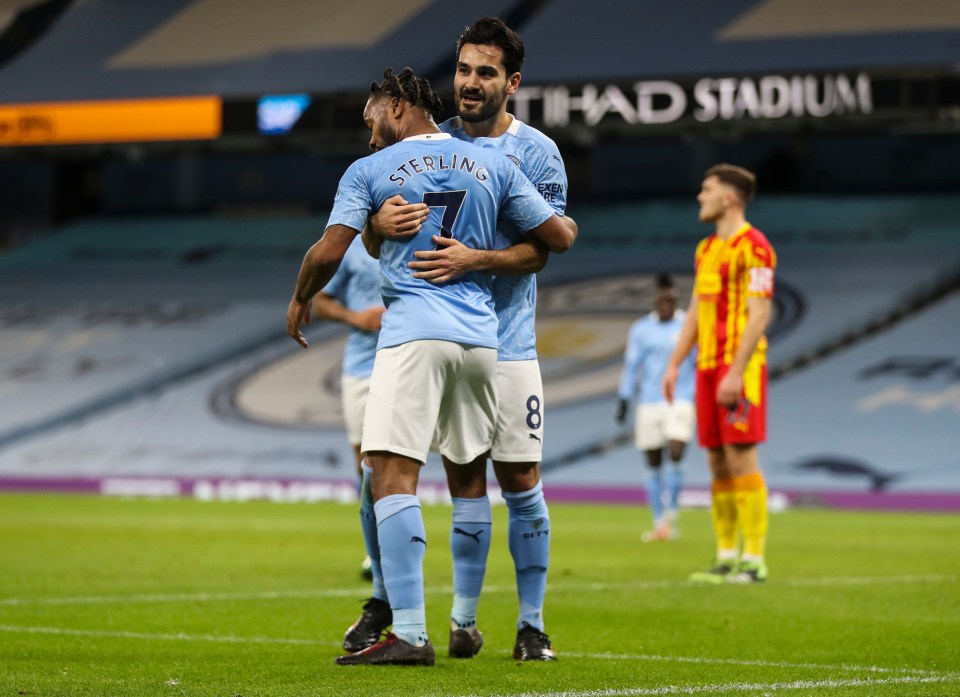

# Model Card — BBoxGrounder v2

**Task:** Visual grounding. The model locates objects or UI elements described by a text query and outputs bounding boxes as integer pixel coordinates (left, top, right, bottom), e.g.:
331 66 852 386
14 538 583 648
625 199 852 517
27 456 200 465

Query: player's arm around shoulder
367 194 429 241
409 234 550 283
524 134 577 252
527 214 575 253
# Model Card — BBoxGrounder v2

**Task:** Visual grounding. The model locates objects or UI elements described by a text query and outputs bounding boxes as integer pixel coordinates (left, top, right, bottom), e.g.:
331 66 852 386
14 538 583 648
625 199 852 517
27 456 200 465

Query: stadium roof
0 0 522 103
520 0 960 83
0 0 958 105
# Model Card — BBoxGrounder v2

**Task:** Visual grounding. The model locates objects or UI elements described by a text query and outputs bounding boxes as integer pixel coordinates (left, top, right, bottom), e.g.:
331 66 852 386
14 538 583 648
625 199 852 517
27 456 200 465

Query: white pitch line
0 587 369 606
0 574 954 607
0 624 339 647
559 652 939 676
455 675 957 697
0 624 945 681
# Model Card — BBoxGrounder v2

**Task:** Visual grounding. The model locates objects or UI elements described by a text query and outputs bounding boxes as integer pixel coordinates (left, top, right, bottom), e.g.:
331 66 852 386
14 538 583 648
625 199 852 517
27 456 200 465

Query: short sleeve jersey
440 116 568 361
322 236 382 378
618 310 696 404
326 132 556 352
693 223 777 370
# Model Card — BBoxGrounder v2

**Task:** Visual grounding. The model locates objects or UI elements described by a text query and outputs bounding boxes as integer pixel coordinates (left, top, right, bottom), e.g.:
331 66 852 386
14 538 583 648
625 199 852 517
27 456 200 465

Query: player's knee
493 461 540 493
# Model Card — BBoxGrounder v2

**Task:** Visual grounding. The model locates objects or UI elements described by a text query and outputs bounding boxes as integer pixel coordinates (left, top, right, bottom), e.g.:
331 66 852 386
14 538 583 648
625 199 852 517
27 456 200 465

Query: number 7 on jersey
422 190 467 245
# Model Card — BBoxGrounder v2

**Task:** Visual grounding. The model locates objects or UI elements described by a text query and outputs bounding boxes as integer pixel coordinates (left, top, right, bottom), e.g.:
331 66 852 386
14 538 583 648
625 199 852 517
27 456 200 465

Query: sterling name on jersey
326 132 556 352
323 236 382 378
441 116 569 361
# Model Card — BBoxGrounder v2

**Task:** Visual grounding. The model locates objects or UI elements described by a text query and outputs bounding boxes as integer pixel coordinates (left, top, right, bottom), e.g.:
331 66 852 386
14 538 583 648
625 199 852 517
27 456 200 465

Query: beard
457 89 506 123
698 206 721 223
373 122 400 150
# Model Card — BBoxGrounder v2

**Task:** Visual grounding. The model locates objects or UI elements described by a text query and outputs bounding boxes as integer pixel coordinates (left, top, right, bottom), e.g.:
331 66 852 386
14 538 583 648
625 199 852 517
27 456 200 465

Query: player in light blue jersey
286 67 574 667
616 278 696 541
367 18 577 662
312 236 384 585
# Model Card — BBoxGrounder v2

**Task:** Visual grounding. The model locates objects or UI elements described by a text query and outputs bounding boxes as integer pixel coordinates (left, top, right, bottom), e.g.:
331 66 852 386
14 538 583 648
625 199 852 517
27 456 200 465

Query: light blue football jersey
618 310 696 405
441 116 569 361
322 236 382 378
326 132 556 351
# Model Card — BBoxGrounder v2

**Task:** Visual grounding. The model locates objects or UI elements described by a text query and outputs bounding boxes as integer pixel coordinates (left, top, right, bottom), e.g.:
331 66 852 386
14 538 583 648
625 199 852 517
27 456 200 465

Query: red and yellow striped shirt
693 223 776 370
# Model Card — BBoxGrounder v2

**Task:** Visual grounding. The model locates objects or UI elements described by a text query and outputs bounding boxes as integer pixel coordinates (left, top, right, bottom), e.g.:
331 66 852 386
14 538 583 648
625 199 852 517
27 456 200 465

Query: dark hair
655 274 674 290
705 163 756 204
456 16 525 75
370 67 444 123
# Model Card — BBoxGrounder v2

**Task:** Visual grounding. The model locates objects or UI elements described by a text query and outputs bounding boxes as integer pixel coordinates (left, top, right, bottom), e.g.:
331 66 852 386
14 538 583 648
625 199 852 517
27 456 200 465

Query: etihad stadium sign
512 73 872 127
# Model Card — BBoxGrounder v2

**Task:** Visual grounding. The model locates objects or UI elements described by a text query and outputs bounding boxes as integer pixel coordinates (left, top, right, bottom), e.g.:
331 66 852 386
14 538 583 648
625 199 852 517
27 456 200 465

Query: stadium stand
0 195 957 509
0 216 328 444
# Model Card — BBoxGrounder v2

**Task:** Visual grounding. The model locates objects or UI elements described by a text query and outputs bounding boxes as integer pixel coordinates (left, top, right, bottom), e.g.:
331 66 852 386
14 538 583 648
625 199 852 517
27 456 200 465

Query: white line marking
559 652 938 676
0 575 953 607
456 675 957 697
0 624 945 681
0 624 338 647
779 575 956 587
0 588 367 606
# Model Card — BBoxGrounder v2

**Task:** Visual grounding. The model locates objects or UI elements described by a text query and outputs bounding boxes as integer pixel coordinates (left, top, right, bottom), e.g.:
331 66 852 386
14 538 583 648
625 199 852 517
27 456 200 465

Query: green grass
1 493 958 696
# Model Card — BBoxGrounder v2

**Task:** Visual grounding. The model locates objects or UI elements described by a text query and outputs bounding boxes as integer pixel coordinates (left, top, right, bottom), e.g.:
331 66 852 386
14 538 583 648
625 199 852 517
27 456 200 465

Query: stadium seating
1 196 957 507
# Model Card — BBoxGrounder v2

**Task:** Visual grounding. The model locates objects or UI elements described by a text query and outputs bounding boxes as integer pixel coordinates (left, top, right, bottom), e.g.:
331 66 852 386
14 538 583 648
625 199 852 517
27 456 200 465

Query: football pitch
1 493 958 696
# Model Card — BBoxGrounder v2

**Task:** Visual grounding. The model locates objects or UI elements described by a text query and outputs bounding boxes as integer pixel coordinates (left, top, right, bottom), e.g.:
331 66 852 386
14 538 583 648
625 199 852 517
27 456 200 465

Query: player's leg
643 448 668 540
337 341 455 666
494 461 556 661
342 376 374 580
353 444 374 581
434 344 499 658
489 359 556 660
636 403 668 540
335 451 435 665
720 361 769 583
690 369 739 582
664 399 694 538
663 441 685 538
723 444 767 582
443 454 490 658
370 453 429 644
341 459 392 653
342 377 385 651
709 447 739 554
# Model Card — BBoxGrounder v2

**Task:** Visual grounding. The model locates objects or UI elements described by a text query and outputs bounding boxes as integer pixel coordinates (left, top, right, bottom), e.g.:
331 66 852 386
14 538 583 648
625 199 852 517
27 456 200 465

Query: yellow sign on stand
0 96 222 146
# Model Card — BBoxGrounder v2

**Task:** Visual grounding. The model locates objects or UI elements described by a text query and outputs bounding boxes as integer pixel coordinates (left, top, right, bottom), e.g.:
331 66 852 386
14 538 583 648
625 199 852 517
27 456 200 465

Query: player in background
368 17 578 661
615 276 696 542
311 238 384 584
663 164 776 584
287 67 574 666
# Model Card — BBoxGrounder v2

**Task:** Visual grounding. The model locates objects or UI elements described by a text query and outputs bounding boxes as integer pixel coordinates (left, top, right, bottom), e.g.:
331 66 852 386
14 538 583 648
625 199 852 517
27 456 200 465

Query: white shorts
340 374 371 447
635 400 695 451
490 359 544 463
361 340 498 465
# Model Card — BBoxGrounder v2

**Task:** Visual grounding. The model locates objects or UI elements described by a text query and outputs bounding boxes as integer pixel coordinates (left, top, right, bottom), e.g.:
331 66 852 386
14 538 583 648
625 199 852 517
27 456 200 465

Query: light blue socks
450 496 492 629
358 464 386 602
646 468 665 524
502 481 550 632
374 493 428 646
667 465 684 514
